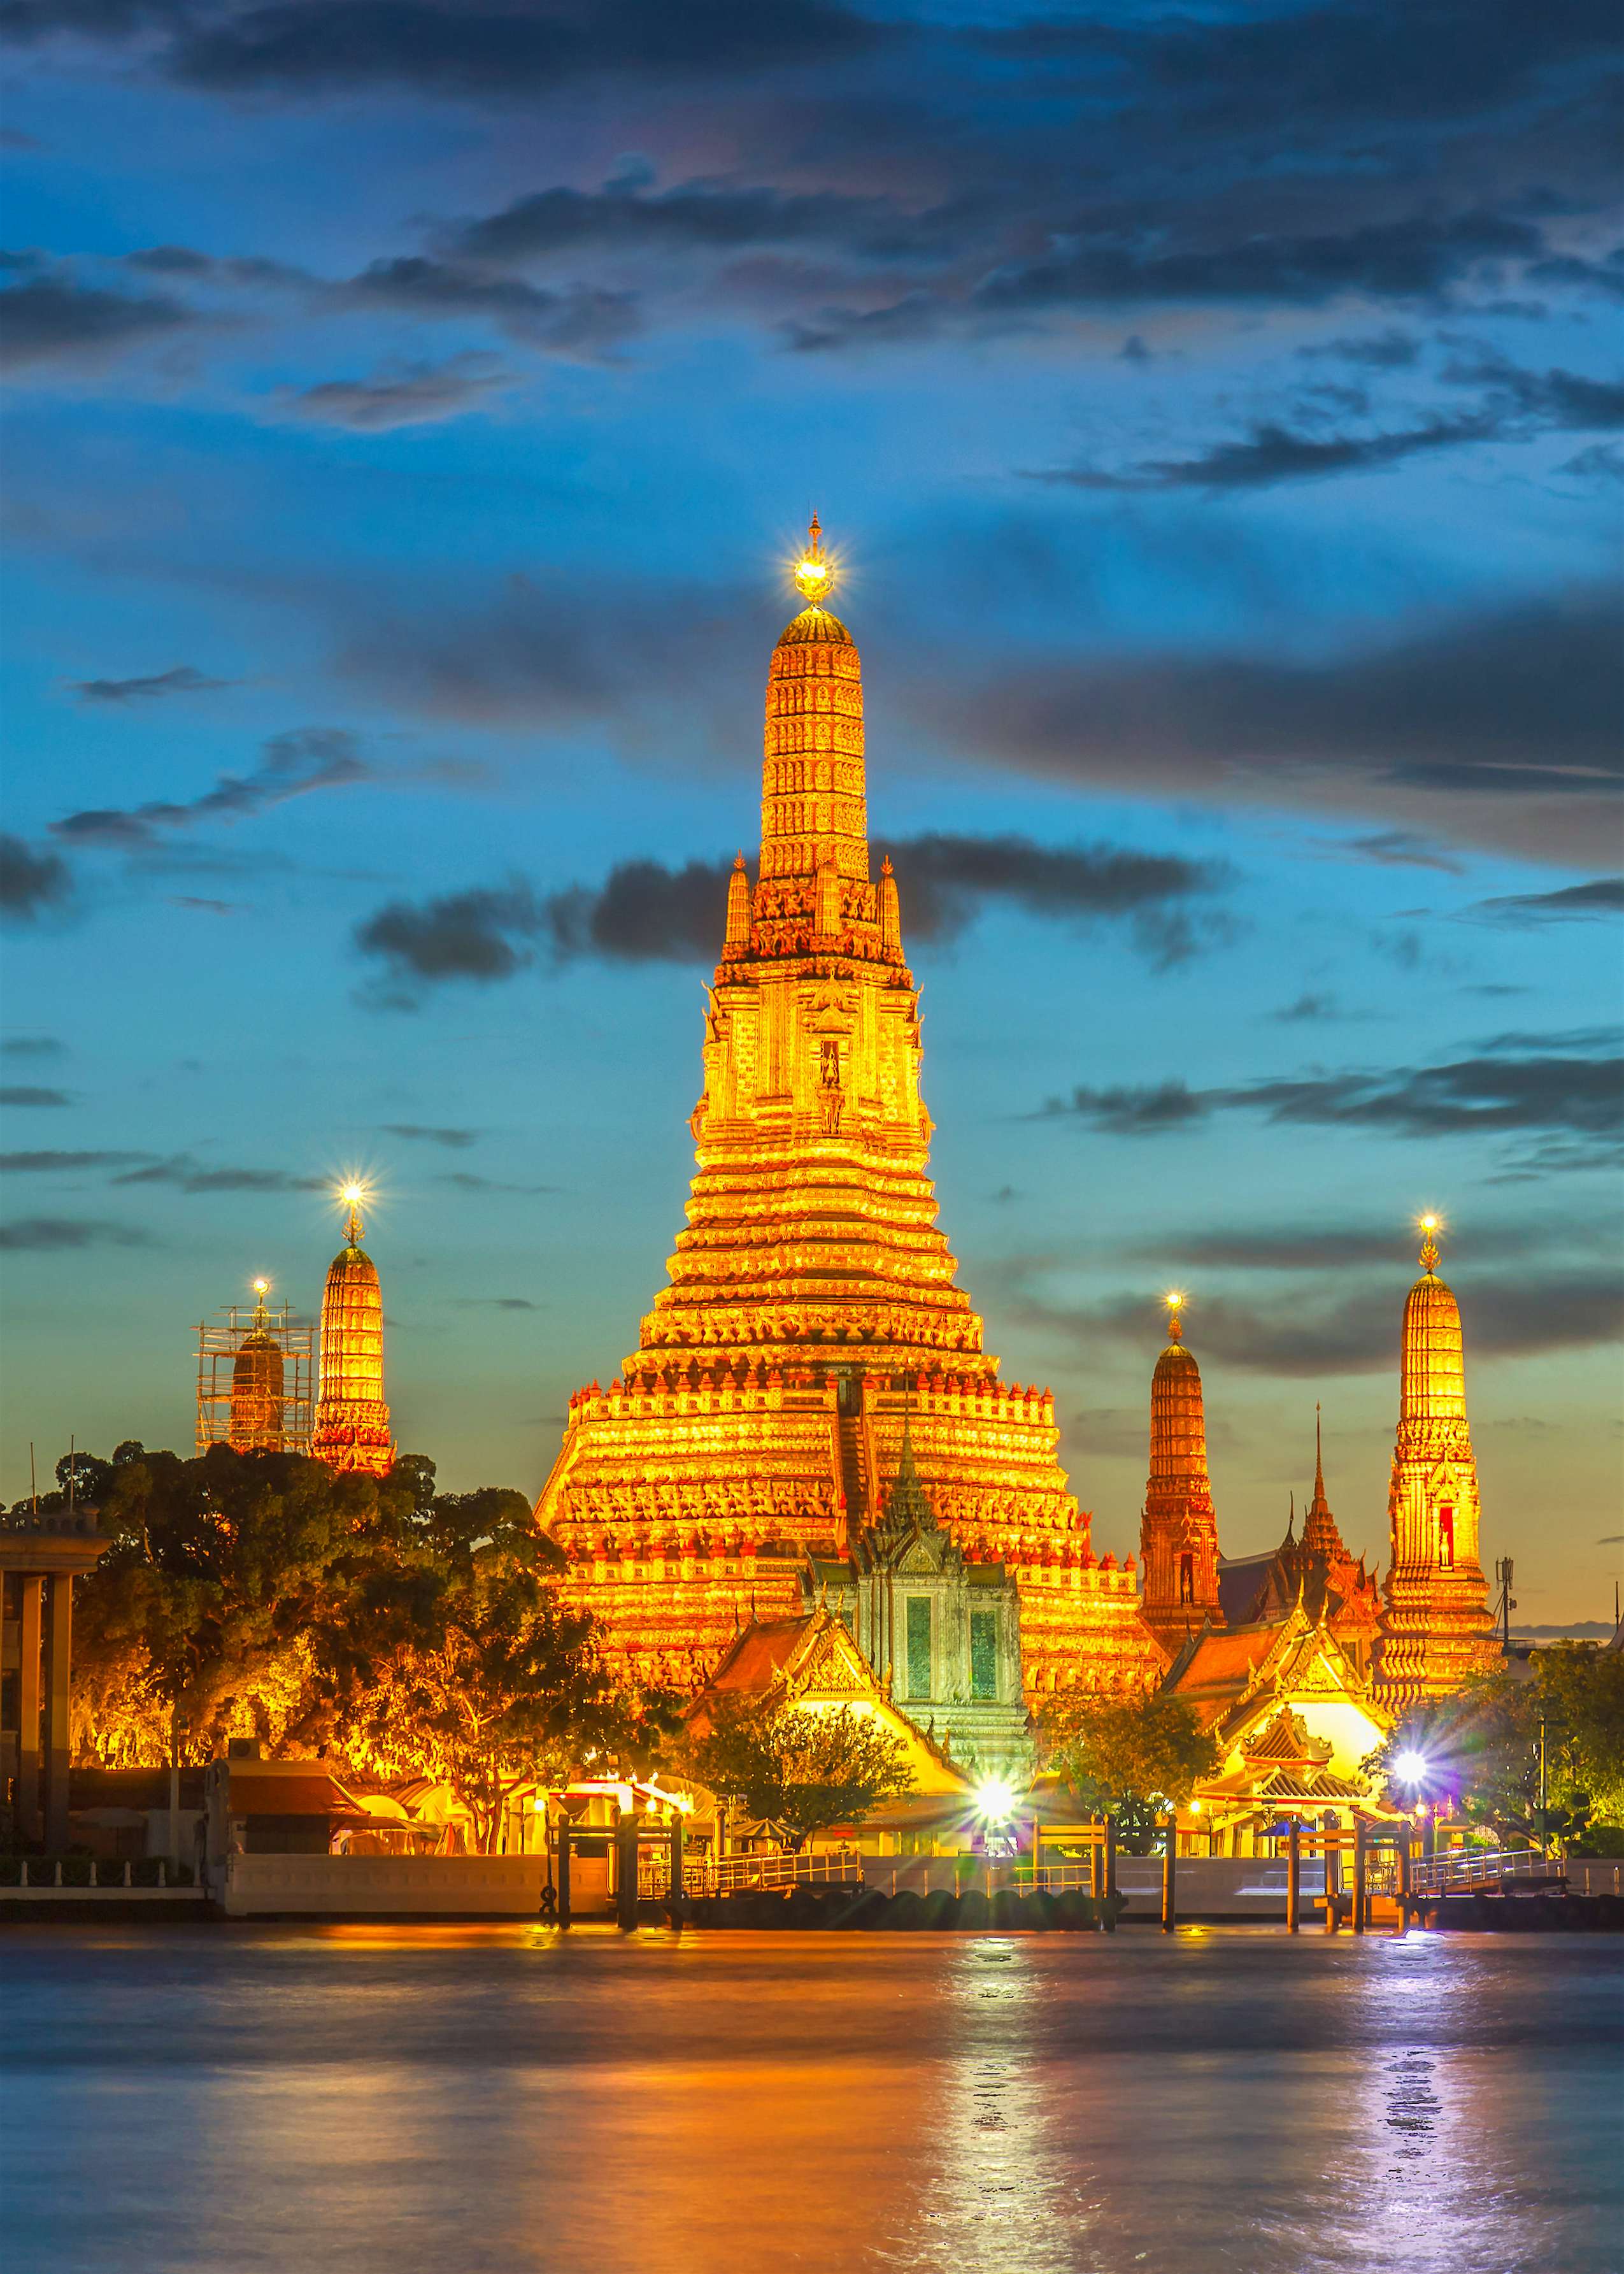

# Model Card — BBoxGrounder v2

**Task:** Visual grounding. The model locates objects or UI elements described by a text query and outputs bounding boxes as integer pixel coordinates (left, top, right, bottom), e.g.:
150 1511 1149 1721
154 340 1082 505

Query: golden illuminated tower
1374 1219 1497 1701
229 1278 286 1451
1138 1296 1223 1648
311 1186 395 1478
538 523 1158 1701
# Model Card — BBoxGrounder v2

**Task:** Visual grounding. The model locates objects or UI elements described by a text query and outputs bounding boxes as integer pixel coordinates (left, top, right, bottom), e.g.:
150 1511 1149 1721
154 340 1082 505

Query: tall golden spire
536 535 1162 1706
1139 1293 1223 1646
1375 1213 1495 1701
760 514 867 885
311 1182 394 1479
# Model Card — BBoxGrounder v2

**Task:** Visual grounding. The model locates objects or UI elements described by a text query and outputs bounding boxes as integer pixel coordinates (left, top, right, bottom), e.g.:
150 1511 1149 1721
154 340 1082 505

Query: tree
684 1698 914 1849
332 1553 623 1852
1367 1645 1624 1850
1041 1687 1222 1852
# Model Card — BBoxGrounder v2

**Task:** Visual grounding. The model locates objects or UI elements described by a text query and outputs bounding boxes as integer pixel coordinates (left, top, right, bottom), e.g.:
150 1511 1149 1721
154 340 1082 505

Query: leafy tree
332 1554 622 1852
683 1698 913 1849
1367 1645 1624 1850
1041 1687 1222 1852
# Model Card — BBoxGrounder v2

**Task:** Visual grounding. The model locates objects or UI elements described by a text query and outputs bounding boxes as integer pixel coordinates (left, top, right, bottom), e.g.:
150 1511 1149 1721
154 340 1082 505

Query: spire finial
1314 1401 1325 1499
792 513 834 604
1418 1212 1441 1273
251 1276 271 1329
1164 1290 1185 1345
339 1182 367 1248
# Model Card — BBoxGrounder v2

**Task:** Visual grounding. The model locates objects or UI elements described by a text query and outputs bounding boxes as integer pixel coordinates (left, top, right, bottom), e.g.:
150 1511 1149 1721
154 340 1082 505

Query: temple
1138 1295 1223 1652
1213 1409 1381 1675
538 522 1159 1703
311 1187 395 1479
1373 1219 1497 1701
229 1280 285 1453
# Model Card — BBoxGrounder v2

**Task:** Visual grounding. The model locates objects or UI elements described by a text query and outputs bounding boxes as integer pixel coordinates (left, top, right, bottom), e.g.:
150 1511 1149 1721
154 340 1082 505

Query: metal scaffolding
195 1294 314 1455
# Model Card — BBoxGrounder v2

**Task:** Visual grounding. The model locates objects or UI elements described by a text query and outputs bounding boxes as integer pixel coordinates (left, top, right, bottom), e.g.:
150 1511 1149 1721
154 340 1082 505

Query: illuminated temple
537 523 1159 1703
311 1189 395 1480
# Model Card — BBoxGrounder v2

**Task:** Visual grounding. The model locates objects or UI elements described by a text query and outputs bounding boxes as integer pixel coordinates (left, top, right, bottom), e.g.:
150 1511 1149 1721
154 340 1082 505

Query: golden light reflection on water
5 1927 1620 2274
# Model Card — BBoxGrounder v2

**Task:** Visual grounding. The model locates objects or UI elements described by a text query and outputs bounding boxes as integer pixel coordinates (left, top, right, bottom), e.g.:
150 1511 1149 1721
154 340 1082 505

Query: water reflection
2 1927 1619 2274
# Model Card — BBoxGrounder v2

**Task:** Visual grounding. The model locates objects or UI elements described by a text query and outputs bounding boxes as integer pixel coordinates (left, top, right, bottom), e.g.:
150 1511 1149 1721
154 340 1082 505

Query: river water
3 1924 1620 2274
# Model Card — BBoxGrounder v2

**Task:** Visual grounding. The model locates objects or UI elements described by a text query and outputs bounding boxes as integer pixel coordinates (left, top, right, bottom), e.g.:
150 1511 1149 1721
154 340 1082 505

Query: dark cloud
1050 1048 1623 1153
0 834 71 920
1129 1222 1547 1273
874 834 1229 968
51 726 366 848
1343 831 1464 873
0 1085 71 1106
148 0 883 96
1271 994 1348 1024
432 1171 557 1192
353 835 1229 1000
71 664 231 703
110 1154 327 1191
453 1294 539 1310
0 1217 156 1250
381 1122 479 1147
1468 878 1624 924
1014 1268 1621 1378
1299 329 1421 368
0 273 190 367
338 257 634 355
1 1036 65 1056
277 359 509 429
0 1150 150 1170
451 179 925 266
917 587 1621 863
1561 442 1624 481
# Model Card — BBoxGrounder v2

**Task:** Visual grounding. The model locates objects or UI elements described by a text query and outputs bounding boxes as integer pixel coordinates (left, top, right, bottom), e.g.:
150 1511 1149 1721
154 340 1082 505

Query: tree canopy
1365 1644 1624 1851
33 1441 633 1849
1041 1686 1222 1851
683 1697 913 1849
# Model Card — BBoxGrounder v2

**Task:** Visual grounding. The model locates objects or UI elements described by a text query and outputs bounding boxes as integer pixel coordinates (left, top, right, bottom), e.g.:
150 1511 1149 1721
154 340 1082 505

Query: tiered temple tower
536 523 1158 1701
311 1187 395 1478
229 1278 285 1452
1374 1221 1497 1701
1138 1296 1223 1651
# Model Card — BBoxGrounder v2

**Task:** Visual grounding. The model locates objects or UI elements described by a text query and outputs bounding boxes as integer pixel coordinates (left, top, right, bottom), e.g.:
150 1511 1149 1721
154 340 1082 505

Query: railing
1408 1846 1562 1896
1567 1859 1624 1898
1011 1863 1109 1894
666 1850 864 1898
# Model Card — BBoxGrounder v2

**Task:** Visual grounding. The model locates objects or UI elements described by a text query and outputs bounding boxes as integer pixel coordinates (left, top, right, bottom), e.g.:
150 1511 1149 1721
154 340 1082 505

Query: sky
1 0 1620 1626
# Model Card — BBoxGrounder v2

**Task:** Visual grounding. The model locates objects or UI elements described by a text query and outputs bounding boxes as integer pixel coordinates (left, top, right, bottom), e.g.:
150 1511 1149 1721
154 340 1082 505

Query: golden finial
1417 1212 1441 1273
792 512 834 605
339 1182 367 1248
251 1276 271 1328
1164 1291 1185 1344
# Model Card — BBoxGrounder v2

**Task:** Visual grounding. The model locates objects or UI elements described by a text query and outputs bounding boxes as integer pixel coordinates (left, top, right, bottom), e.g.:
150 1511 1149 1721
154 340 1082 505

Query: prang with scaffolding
195 1282 314 1455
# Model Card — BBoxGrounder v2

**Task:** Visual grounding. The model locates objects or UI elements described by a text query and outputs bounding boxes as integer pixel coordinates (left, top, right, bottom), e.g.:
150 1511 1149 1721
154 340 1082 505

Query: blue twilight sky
1 0 1621 1621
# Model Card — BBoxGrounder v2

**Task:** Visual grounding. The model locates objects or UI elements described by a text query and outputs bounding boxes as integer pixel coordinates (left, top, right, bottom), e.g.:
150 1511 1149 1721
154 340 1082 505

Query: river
2 1924 1620 2273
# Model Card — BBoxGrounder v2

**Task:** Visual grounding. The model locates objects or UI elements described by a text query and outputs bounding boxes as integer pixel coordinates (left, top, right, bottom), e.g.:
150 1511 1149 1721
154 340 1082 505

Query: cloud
1342 830 1465 873
338 258 634 355
874 834 1229 968
1299 329 1421 368
148 0 883 96
451 178 923 266
1012 1267 1621 1377
1468 878 1624 924
1034 411 1502 492
1048 1048 1623 1154
0 1150 151 1171
1271 993 1351 1024
0 834 71 920
71 665 232 703
278 358 511 429
110 1154 328 1192
0 1217 157 1250
50 726 366 849
0 1085 71 1107
432 1171 557 1193
916 587 1621 863
1 1036 65 1057
353 834 1229 999
0 273 190 368
381 1122 480 1147
1129 1222 1546 1273
453 1295 539 1310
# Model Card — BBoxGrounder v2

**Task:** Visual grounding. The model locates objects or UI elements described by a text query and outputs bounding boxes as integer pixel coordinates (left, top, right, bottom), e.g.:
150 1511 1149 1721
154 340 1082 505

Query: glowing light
1418 1215 1439 1233
974 1776 1018 1824
1395 1748 1430 1785
791 510 836 603
1189 1800 1202 1814
340 1183 366 1206
252 1277 269 1294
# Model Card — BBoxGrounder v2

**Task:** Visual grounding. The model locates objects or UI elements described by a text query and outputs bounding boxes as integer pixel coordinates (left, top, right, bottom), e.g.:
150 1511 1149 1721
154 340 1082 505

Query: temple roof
776 605 852 647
